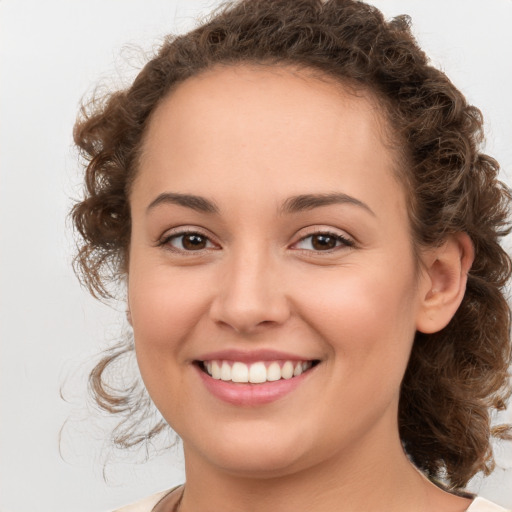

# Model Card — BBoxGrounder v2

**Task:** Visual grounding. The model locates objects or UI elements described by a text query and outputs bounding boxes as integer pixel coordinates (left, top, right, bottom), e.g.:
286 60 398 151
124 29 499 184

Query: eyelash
158 228 355 254
158 230 218 253
292 231 355 252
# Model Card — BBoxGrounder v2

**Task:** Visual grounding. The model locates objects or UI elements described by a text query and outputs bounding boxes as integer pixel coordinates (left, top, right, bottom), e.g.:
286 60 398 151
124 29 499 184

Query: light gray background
1 1 511 511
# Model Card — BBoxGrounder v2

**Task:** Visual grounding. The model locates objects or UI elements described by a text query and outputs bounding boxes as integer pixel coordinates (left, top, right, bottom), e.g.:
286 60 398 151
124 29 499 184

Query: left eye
166 232 215 251
294 233 353 251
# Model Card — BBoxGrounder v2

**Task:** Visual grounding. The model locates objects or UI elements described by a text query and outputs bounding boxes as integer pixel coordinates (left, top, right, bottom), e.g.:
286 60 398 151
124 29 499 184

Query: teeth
203 360 314 383
281 361 294 379
220 361 231 381
231 362 249 383
211 361 221 379
267 362 281 382
249 362 267 383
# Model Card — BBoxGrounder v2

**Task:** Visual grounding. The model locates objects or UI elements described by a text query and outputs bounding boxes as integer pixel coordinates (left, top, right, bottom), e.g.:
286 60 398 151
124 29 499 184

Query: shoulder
110 487 180 512
466 497 511 512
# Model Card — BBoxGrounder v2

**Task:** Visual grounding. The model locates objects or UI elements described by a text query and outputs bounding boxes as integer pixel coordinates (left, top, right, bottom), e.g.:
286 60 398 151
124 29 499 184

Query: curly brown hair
71 0 512 490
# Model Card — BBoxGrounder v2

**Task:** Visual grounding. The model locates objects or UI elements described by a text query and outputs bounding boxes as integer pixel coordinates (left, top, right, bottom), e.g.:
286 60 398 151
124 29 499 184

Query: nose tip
213 309 285 335
209 262 290 335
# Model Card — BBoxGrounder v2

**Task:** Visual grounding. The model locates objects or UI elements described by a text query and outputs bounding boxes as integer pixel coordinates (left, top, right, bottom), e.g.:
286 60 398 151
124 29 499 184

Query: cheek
128 260 213 364
127 265 213 418
293 263 419 381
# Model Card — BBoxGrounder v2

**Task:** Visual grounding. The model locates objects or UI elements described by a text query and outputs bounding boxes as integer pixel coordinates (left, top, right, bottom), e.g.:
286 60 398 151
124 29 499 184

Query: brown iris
310 234 338 250
181 233 208 250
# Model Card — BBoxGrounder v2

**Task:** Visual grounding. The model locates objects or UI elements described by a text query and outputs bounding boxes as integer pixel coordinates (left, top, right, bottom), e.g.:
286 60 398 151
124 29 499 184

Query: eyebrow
146 192 220 214
146 191 374 217
280 193 375 216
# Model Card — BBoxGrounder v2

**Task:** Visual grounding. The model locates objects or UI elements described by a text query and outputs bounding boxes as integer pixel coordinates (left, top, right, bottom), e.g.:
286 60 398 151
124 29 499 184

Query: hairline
128 60 421 269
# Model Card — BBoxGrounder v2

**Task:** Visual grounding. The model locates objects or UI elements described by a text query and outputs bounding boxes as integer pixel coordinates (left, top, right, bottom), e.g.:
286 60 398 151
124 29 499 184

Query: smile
200 360 316 384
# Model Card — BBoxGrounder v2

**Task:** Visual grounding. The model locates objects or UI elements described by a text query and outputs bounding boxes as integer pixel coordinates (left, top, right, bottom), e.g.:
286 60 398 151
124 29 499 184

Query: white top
467 498 511 512
112 489 511 512
112 490 170 512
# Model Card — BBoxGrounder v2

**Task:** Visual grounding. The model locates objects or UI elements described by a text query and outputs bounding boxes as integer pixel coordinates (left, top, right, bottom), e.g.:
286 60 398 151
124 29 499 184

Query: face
128 65 429 478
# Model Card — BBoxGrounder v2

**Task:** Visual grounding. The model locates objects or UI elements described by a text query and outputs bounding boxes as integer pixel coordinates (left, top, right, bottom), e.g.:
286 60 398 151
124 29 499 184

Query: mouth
197 359 320 384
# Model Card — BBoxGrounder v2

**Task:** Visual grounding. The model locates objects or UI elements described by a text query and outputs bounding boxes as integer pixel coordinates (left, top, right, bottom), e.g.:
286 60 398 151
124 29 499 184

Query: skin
128 65 474 512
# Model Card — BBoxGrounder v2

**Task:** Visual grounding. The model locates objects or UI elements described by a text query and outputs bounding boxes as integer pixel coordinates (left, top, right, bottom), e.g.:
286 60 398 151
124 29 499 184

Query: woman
72 0 512 510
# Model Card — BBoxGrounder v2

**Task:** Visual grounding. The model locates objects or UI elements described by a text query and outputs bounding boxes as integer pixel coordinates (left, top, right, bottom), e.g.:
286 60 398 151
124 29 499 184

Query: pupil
183 234 206 250
312 234 336 250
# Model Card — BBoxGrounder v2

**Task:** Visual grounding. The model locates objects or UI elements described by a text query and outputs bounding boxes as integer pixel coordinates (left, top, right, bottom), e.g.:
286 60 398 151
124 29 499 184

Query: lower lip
195 365 314 406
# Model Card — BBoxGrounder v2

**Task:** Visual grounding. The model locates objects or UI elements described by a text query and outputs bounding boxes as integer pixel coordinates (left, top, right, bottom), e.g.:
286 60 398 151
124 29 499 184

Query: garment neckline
149 487 507 512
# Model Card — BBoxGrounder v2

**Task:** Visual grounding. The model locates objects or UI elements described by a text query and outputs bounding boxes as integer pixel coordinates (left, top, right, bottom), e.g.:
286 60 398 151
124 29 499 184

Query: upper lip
195 349 318 363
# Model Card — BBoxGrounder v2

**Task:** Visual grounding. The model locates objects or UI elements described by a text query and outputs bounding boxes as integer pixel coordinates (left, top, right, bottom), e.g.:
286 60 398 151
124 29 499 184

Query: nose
209 249 291 335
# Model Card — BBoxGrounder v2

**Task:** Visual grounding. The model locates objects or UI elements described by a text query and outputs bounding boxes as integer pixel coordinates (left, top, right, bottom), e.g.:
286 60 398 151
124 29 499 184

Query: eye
163 231 216 251
293 232 354 252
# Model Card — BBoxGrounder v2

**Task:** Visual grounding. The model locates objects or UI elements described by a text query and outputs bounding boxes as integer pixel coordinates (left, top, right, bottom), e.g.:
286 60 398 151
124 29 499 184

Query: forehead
135 64 404 216
143 64 392 155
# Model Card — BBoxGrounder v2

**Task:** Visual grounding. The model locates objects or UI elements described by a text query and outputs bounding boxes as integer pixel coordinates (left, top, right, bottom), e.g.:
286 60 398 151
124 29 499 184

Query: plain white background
1 1 511 511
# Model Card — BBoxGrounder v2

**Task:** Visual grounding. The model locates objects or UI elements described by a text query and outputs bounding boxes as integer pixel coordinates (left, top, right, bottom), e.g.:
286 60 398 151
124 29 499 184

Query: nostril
208 282 291 334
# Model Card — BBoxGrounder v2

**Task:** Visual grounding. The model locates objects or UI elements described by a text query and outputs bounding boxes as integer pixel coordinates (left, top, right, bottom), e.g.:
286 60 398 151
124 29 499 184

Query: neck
178 422 433 512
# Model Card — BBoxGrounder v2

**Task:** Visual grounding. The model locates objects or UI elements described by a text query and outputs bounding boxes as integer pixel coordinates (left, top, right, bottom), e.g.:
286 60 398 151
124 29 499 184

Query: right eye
162 231 216 251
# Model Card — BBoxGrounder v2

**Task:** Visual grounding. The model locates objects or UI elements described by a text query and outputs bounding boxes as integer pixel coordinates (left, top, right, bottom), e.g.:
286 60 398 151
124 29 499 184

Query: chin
214 449 306 479
183 423 314 478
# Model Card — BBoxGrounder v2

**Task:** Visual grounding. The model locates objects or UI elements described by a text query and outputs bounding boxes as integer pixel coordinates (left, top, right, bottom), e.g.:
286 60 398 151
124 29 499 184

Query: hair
72 0 512 490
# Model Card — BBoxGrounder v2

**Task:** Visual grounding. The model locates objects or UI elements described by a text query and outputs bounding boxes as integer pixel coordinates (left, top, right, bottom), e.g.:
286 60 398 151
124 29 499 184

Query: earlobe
416 232 474 334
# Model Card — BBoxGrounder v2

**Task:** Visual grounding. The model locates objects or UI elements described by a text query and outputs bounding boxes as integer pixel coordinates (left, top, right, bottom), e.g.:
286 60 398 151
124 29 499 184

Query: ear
416 232 474 334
